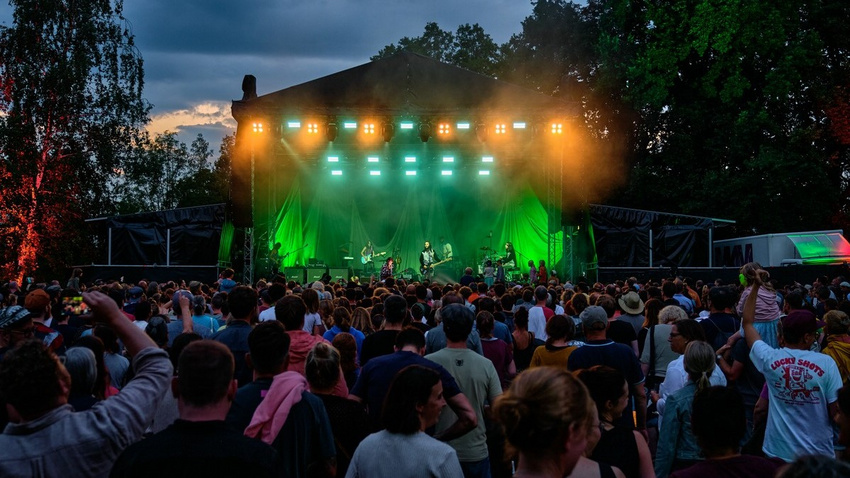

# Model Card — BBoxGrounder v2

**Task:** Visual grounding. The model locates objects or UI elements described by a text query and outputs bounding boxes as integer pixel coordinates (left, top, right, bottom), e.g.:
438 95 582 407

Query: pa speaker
329 268 351 281
307 267 327 283
284 267 305 284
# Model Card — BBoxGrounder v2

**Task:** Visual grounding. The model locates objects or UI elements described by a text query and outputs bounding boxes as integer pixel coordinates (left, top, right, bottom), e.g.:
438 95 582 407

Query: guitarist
419 240 441 281
360 240 378 273
268 242 283 276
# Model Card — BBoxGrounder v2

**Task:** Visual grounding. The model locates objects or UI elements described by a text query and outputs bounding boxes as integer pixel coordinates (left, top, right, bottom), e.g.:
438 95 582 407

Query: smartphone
62 296 89 318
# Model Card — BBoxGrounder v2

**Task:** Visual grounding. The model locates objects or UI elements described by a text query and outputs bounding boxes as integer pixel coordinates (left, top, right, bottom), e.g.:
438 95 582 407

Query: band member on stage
361 240 376 273
269 242 282 275
440 236 453 260
419 241 440 280
503 242 517 268
380 257 394 281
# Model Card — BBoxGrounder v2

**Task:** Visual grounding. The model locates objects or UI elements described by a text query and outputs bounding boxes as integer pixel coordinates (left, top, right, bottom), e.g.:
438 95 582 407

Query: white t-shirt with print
750 340 841 461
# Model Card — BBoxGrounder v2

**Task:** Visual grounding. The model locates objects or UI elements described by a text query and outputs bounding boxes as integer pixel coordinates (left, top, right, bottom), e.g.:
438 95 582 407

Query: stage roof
232 51 577 119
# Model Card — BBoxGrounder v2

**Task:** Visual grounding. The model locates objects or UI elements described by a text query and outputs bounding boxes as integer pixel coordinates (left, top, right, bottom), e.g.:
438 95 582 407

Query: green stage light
287 121 301 128
457 122 470 130
513 122 526 129
479 170 490 176
482 156 494 163
442 156 454 163
327 156 339 162
404 156 416 163
343 121 357 129
367 156 379 163
400 121 414 130
369 170 381 176
331 170 342 176
405 170 417 176
441 170 453 176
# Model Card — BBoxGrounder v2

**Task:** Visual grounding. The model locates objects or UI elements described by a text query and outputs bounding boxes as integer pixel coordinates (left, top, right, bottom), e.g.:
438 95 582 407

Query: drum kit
478 246 521 280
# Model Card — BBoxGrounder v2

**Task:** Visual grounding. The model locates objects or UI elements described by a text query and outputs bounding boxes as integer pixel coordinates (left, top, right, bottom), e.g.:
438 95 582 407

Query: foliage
114 132 231 214
372 22 502 76
0 0 149 280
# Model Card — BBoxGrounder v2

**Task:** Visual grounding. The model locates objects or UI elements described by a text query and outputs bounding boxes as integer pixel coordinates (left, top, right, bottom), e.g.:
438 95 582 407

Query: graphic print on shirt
771 356 824 404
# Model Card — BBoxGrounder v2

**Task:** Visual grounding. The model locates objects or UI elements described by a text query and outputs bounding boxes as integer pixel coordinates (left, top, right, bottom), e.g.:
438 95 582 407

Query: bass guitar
361 251 387 264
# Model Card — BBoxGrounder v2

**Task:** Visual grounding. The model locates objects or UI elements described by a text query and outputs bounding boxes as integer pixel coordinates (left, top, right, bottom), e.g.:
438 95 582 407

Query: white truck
713 230 850 267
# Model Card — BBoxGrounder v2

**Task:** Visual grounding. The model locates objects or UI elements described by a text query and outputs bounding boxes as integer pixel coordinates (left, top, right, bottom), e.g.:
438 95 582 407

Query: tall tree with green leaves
618 0 850 233
0 0 149 280
373 22 501 76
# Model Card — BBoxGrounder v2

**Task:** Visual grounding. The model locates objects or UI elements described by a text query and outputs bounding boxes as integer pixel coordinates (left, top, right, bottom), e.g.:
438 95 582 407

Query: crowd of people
2 263 850 477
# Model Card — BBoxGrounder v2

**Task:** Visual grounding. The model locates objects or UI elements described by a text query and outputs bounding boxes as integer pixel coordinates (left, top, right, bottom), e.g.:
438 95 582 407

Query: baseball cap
840 282 850 288
0 305 33 330
580 305 608 330
781 310 822 337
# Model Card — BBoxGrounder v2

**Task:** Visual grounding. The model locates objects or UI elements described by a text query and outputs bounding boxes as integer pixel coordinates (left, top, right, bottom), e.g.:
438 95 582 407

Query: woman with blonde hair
494 367 595 477
655 340 716 478
350 307 375 336
733 262 781 348
301 288 325 336
640 304 686 391
319 299 335 330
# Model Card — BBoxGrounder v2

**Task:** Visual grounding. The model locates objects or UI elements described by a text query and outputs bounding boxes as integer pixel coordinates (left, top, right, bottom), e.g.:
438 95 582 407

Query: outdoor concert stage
229 51 597 283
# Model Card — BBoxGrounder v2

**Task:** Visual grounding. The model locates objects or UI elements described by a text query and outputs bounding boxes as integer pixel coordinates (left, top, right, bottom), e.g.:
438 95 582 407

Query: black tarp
103 204 225 266
590 205 725 268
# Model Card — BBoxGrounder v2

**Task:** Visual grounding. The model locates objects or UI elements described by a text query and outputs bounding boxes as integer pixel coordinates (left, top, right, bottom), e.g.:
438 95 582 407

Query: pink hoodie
736 286 781 322
286 330 349 397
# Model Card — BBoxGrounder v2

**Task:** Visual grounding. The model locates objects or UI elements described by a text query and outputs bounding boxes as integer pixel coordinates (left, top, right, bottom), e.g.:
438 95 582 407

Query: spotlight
363 123 375 134
495 123 506 135
381 122 394 142
325 123 338 142
252 122 264 133
307 123 319 134
438 123 451 135
551 123 563 134
419 122 431 143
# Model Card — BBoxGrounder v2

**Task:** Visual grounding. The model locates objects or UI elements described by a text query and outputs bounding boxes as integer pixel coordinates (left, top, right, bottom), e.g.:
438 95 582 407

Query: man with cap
24 289 64 354
617 290 646 335
567 305 647 436
0 305 35 362
743 274 842 462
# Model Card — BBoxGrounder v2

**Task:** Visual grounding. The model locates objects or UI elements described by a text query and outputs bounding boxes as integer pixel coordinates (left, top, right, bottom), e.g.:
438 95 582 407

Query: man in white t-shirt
527 286 553 341
744 278 841 462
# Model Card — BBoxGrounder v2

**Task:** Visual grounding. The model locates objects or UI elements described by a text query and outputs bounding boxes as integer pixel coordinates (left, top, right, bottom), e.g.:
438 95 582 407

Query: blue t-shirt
568 339 645 428
351 350 462 430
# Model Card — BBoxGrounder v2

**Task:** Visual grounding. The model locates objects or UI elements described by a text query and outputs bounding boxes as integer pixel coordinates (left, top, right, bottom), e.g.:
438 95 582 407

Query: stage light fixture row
272 117 568 144
324 154 497 165
326 169 494 179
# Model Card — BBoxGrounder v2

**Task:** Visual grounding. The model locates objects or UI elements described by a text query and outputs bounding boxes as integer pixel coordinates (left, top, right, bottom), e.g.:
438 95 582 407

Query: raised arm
742 279 763 349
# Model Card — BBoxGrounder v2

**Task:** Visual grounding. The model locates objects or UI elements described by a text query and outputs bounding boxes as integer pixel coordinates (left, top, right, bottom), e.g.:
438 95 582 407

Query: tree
0 0 149 280
616 0 849 233
115 132 233 213
373 22 501 76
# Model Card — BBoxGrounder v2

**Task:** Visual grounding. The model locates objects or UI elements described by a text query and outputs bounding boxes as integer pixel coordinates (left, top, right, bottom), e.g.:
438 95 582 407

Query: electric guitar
420 257 452 274
361 251 387 264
